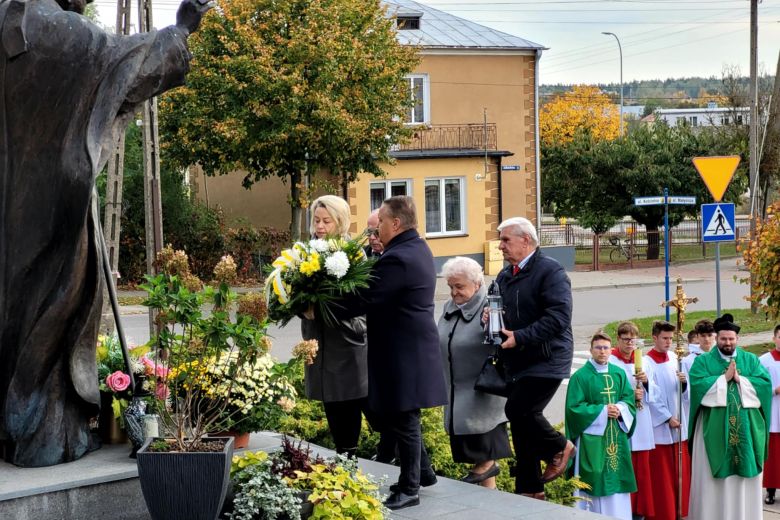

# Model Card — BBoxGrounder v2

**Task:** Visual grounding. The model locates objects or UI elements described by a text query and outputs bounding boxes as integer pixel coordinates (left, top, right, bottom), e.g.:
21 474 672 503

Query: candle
143 414 159 439
634 341 643 374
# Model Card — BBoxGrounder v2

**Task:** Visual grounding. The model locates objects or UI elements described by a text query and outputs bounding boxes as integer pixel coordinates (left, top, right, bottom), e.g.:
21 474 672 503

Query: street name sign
634 196 664 206
701 203 736 242
692 155 740 202
501 165 521 171
668 196 696 205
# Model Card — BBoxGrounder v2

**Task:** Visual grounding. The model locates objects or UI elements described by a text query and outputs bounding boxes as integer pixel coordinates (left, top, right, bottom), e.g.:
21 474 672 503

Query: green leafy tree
543 122 748 259
160 0 419 240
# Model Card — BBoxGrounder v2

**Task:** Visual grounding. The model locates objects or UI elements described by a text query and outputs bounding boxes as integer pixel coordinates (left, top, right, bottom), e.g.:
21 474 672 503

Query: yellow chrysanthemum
299 252 321 276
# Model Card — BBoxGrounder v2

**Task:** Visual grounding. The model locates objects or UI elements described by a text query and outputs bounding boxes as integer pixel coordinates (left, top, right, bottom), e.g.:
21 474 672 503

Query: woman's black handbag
474 346 510 397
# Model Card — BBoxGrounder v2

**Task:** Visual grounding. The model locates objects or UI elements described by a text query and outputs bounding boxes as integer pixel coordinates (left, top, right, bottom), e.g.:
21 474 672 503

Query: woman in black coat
300 195 368 456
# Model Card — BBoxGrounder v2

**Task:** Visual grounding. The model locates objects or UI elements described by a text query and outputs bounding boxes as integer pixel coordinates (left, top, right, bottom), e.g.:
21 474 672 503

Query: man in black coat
493 216 575 499
338 196 447 510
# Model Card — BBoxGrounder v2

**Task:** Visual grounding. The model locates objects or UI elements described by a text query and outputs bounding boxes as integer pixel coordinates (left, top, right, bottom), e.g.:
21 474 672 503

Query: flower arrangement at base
264 236 373 326
141 250 297 451
227 437 387 520
182 350 298 435
96 334 151 424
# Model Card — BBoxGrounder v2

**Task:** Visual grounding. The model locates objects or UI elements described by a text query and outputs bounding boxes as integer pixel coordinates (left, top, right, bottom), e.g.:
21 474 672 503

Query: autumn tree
742 200 780 319
160 0 418 240
540 85 620 147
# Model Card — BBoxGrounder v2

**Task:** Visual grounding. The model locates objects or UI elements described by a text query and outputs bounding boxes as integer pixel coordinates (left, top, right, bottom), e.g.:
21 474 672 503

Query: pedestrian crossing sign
701 203 735 242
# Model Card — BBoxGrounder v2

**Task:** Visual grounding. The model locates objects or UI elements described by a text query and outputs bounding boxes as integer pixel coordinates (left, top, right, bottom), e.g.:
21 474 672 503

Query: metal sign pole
716 242 721 317
664 187 670 322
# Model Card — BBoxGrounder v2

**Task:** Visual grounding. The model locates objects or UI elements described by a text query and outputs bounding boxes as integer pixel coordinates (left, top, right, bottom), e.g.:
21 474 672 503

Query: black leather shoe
389 471 437 493
384 490 420 510
461 462 500 484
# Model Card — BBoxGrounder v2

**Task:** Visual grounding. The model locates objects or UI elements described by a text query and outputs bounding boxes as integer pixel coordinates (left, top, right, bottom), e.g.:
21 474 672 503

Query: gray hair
382 195 417 230
497 217 538 246
441 256 484 286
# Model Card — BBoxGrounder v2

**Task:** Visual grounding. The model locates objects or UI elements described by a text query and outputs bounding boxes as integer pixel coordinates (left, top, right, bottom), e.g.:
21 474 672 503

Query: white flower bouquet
178 351 298 434
264 235 374 326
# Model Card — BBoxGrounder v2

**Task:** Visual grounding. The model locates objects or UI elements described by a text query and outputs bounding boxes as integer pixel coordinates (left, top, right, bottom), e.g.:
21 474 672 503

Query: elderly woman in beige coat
300 195 368 457
438 257 512 489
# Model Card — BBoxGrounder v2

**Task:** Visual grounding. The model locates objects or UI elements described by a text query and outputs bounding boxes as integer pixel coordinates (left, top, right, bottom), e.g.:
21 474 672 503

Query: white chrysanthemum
324 251 350 279
309 239 329 253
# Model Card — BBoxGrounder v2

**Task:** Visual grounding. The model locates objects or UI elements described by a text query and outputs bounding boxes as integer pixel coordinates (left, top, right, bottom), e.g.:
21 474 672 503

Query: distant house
619 105 645 120
642 102 750 127
189 0 546 269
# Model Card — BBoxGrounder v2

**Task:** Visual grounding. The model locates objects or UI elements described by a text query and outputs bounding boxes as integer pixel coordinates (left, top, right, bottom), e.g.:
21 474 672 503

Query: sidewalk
118 257 746 304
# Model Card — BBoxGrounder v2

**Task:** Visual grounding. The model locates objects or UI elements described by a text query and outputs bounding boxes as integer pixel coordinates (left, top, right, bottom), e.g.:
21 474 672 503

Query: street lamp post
602 31 623 136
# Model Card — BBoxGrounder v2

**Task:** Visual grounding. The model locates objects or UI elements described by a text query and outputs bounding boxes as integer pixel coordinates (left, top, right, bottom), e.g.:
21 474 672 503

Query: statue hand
176 0 214 35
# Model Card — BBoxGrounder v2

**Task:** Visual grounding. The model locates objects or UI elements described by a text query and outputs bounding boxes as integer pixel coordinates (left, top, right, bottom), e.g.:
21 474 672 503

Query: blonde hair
309 195 351 238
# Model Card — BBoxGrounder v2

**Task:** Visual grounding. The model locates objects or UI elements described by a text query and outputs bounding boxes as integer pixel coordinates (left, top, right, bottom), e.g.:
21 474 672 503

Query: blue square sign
701 203 736 242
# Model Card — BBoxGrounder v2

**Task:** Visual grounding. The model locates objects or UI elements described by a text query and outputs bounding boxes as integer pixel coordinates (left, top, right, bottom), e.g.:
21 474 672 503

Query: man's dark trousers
505 376 567 494
389 409 431 494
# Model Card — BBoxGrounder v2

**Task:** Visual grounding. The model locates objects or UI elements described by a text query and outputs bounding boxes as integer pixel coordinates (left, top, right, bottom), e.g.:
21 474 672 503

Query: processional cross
660 277 697 520
661 277 699 356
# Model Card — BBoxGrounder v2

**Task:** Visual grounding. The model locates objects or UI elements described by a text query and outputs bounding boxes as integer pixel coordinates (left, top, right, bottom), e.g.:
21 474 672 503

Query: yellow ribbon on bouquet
264 243 306 304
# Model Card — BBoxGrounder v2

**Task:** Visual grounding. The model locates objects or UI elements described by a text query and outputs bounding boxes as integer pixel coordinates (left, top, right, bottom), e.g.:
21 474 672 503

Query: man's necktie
512 265 520 276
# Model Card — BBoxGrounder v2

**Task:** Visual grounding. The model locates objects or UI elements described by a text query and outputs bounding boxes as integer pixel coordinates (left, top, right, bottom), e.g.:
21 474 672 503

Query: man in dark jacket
338 196 447 510
494 216 574 499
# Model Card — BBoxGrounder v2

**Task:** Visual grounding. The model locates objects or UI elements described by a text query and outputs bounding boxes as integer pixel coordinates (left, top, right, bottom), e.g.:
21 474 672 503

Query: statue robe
0 0 191 467
566 359 636 520
688 348 772 520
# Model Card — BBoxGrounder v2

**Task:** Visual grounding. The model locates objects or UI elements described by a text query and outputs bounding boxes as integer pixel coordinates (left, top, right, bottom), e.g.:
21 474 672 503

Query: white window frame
369 179 412 211
404 74 430 125
424 177 466 237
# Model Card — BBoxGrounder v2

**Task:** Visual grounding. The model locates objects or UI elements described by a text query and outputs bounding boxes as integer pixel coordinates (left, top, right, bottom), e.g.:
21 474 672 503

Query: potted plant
227 437 387 520
135 250 296 520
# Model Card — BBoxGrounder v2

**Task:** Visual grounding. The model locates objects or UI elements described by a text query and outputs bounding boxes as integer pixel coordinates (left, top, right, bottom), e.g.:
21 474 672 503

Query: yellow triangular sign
692 155 740 202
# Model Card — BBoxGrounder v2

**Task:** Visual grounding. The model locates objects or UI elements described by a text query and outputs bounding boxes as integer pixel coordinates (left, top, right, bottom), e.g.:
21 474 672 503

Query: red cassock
764 432 780 489
631 450 655 517
646 442 691 520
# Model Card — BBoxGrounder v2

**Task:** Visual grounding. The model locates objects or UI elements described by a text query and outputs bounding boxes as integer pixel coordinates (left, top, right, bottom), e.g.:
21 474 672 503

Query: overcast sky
94 0 780 88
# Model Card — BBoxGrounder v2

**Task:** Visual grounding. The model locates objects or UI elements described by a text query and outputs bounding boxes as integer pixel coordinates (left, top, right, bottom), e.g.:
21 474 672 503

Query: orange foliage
741 200 780 320
540 85 620 147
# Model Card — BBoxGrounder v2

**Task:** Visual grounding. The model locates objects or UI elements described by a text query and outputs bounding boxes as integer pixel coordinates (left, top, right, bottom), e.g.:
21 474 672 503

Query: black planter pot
137 436 234 520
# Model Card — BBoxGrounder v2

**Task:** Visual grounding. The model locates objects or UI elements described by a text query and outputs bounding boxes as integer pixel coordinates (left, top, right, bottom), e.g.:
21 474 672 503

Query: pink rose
141 355 169 379
106 371 131 392
155 383 170 400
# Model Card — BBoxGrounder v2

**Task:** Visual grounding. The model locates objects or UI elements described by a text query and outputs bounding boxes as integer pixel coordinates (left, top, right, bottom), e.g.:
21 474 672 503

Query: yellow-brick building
190 0 545 270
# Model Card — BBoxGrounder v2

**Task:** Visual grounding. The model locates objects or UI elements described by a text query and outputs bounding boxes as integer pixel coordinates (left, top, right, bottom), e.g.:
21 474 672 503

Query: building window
370 180 411 210
424 177 465 235
736 114 744 125
690 116 698 127
397 16 420 30
722 116 730 125
405 74 430 125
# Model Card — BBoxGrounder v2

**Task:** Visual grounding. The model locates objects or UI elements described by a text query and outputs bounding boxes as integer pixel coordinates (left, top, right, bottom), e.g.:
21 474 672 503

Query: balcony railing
392 123 497 152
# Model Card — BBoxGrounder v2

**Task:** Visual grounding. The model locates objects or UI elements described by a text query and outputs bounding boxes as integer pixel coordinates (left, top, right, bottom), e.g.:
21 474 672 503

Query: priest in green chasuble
688 314 772 520
566 331 637 520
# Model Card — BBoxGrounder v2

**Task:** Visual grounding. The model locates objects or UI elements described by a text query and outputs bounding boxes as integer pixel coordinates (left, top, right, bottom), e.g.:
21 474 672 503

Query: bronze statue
0 0 210 467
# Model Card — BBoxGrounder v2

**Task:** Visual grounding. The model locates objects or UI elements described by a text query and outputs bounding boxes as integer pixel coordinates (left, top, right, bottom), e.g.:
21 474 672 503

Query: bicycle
608 236 641 263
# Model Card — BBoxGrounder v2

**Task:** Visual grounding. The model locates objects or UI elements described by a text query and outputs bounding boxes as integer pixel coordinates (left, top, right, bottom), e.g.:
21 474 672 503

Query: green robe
688 348 772 479
565 361 637 497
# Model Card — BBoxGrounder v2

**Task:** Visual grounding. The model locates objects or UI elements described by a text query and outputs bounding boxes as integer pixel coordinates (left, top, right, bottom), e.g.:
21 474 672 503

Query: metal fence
541 216 750 270
392 123 498 152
